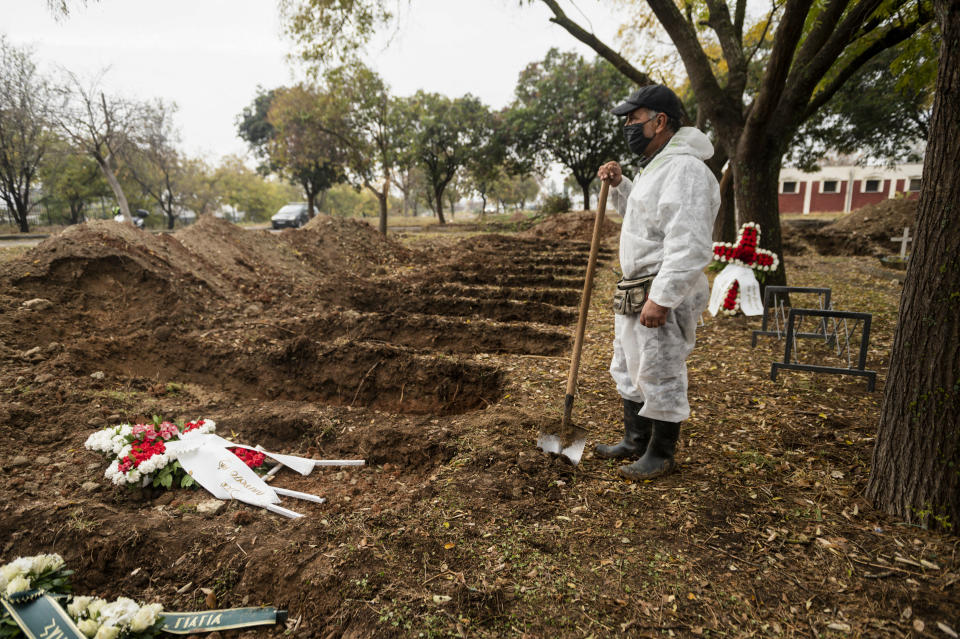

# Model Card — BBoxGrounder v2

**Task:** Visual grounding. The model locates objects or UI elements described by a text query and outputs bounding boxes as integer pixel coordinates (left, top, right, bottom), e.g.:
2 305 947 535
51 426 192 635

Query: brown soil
1 219 957 638
795 199 918 257
521 210 621 242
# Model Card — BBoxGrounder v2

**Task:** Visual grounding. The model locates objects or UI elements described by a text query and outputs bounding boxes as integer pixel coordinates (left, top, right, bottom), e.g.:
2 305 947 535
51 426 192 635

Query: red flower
229 447 266 469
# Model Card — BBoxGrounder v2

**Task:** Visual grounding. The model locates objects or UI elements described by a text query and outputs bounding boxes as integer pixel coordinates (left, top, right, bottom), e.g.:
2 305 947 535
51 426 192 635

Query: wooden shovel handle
565 180 610 400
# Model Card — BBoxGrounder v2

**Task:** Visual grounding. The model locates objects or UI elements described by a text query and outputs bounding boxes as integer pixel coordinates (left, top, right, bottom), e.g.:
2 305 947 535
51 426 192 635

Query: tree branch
790 0 855 72
744 0 815 133
783 0 924 120
704 0 748 96
745 4 777 65
734 0 748 37
800 16 929 121
537 0 653 86
645 0 743 132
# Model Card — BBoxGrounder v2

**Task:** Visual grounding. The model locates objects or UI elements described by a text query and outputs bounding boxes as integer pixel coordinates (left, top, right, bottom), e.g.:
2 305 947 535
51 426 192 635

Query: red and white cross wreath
708 222 780 317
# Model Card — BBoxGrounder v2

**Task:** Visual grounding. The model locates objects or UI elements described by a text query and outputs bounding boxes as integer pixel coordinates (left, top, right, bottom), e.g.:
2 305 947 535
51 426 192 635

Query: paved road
0 238 44 248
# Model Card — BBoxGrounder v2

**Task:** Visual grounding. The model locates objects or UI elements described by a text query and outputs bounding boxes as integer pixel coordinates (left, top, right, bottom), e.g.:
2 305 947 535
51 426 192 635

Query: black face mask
623 120 654 156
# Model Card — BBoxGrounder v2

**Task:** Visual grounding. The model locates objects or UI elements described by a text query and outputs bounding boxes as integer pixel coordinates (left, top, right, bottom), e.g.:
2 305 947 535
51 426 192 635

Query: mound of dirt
174 215 318 303
520 210 620 242
826 198 917 238
296 215 413 274
803 199 918 256
2 221 225 322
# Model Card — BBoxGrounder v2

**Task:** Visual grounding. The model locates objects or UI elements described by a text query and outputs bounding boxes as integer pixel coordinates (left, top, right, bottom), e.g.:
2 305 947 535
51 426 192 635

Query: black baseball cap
611 84 687 121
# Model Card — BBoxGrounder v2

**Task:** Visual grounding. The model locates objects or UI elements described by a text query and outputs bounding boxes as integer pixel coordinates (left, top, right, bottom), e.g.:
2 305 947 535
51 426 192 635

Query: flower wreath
711 222 780 316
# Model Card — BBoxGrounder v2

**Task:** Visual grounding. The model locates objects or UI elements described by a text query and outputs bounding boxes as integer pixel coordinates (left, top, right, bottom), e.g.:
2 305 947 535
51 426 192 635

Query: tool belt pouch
613 276 654 315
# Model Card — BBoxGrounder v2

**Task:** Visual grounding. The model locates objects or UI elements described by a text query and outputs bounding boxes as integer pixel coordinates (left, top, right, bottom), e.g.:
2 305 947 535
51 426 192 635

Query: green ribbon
0 590 85 639
2 590 285 637
161 607 286 634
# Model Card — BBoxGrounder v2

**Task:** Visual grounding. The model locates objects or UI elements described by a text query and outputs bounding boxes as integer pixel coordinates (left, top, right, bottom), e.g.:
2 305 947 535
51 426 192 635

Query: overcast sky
4 0 626 162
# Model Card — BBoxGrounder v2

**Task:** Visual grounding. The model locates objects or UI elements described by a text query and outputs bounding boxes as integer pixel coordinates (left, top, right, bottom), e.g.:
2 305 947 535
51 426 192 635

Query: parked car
271 203 310 229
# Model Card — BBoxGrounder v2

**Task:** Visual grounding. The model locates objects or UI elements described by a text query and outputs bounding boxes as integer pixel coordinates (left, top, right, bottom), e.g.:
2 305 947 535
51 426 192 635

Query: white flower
129 604 163 632
0 562 25 590
100 597 139 626
197 419 216 434
84 429 115 453
68 595 94 617
30 554 64 575
93 625 120 639
137 453 170 475
6 574 31 595
78 618 100 638
87 598 107 618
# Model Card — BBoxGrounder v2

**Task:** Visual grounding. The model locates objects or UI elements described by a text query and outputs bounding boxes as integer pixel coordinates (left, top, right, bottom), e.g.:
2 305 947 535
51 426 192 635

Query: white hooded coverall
609 127 721 423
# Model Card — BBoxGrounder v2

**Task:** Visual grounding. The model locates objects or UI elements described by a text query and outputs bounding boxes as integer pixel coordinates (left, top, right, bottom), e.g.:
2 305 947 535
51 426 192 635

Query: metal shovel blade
537 394 589 465
536 427 588 466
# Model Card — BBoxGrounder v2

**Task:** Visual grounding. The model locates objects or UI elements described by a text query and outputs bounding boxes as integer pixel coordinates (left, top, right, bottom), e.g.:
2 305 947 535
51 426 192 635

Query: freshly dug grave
520 210 620 242
270 308 571 356
2 219 957 638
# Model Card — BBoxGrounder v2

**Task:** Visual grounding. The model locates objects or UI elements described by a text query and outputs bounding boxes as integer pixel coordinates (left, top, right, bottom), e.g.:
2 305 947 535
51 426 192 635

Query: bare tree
0 37 55 233
53 71 142 223
123 99 188 229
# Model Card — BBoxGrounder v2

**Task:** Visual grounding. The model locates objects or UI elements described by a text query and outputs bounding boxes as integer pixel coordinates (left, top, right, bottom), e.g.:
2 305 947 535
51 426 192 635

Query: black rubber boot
619 420 680 480
595 399 652 459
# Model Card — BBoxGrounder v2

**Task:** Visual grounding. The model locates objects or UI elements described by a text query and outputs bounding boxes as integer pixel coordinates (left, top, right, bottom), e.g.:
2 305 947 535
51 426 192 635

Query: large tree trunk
731 144 787 287
866 0 960 532
96 154 132 223
306 187 317 219
434 188 446 225
377 193 388 235
3 192 30 233
712 167 737 243
580 182 591 211
70 201 84 225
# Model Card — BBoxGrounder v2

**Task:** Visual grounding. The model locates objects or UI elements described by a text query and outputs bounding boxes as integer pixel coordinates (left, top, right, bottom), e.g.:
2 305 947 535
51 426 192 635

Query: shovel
537 179 610 465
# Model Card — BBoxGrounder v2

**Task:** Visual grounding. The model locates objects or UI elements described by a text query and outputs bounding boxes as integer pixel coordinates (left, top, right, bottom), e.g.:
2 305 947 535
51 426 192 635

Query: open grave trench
13 227 615 420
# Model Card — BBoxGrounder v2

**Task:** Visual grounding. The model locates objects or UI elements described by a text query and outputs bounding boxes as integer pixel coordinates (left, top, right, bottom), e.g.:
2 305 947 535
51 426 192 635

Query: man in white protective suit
595 85 720 480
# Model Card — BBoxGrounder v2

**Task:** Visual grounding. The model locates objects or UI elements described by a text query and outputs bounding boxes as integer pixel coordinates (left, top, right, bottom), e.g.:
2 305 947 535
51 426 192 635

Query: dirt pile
174 215 320 304
297 214 414 274
827 197 917 237
520 210 620 242
0 221 229 338
803 198 918 256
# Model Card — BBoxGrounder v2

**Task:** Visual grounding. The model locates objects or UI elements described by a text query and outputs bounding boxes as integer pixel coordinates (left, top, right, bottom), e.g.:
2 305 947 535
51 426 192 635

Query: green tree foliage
393 164 430 216
54 72 144 224
0 37 55 233
212 155 297 222
39 137 110 224
509 49 632 210
402 91 491 224
464 109 509 216
265 85 347 217
490 172 540 213
279 0 395 68
236 86 279 175
321 64 404 234
787 34 937 170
